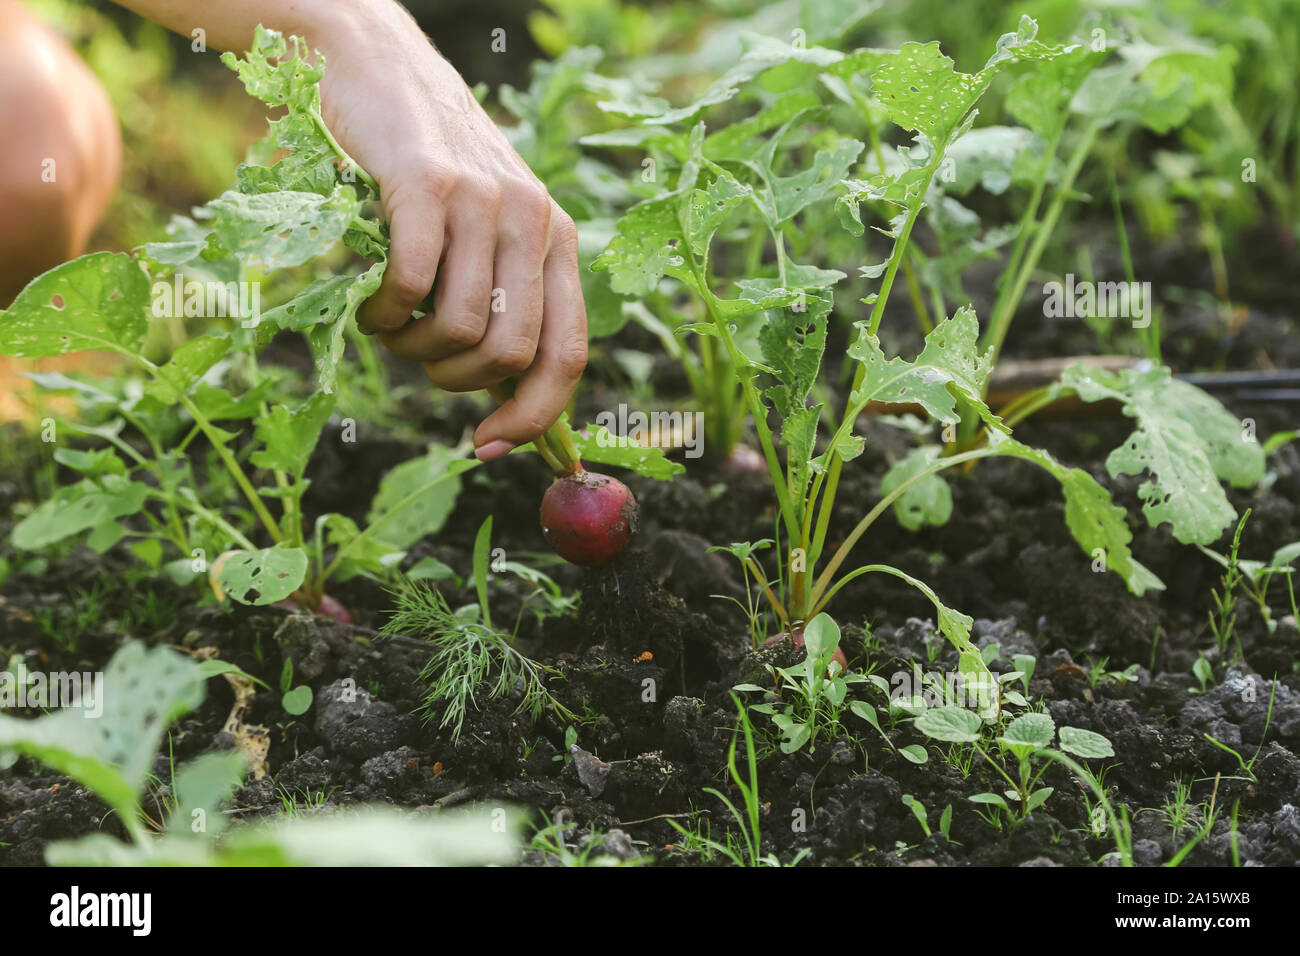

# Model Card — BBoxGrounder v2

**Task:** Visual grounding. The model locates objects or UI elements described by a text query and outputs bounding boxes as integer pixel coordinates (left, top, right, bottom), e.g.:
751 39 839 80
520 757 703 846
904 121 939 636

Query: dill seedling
381 518 574 741
383 583 558 739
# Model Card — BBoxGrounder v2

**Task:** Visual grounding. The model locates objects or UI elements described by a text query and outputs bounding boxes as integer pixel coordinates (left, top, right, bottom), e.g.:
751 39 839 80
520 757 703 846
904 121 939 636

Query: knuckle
554 339 588 380
550 210 579 250
389 267 432 307
414 162 460 205
437 312 486 349
463 175 504 214
506 180 552 225
490 338 538 375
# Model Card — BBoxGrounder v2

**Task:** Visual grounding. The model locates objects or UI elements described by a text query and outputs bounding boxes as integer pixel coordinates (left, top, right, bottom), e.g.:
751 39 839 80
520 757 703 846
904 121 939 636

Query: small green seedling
668 695 811 867
1204 677 1278 782
849 679 929 766
736 613 868 754
915 706 1114 825
278 659 313 716
1199 512 1300 643
901 793 955 843
1191 655 1214 695
381 517 576 741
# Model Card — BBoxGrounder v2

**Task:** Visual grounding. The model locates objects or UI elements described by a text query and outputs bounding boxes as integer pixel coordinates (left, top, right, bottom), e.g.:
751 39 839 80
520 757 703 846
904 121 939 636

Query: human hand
315 3 588 461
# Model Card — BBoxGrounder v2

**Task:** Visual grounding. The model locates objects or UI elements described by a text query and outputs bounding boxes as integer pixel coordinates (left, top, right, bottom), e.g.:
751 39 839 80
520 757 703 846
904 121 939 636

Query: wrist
304 0 425 66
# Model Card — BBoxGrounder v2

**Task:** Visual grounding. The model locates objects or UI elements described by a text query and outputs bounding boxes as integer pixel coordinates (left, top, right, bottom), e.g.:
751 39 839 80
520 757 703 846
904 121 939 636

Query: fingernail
474 439 515 462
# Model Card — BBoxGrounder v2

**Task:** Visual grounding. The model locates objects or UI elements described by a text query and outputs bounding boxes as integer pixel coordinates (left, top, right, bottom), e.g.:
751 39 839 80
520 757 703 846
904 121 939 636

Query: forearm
109 0 405 57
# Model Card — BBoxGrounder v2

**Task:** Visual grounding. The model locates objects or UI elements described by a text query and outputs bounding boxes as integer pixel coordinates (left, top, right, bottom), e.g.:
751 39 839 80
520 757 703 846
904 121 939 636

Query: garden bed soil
2 231 1299 867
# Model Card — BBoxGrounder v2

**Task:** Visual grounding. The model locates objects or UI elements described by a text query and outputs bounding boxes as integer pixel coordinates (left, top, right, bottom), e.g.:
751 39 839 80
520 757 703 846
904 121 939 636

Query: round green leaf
281 685 313 716
1000 712 1055 753
897 744 929 764
1058 726 1114 759
914 705 982 743
217 545 309 606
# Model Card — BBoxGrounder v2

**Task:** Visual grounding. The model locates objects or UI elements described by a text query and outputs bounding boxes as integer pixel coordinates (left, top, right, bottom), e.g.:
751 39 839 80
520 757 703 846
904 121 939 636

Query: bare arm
113 0 588 461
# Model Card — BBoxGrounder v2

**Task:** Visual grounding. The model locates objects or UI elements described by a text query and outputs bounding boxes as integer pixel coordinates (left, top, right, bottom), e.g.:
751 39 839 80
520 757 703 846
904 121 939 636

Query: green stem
865 194 927 340
973 742 1022 797
125 350 283 544
319 462 480 584
863 97 934 335
174 390 283 543
993 121 1066 326
176 489 258 551
311 107 380 194
808 447 993 611
745 555 788 627
689 259 800 546
531 431 567 474
247 351 300 548
983 121 1101 369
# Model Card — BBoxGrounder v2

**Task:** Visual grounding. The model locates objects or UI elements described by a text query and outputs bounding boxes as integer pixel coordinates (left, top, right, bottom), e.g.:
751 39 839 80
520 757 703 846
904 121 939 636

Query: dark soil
2 227 1299 867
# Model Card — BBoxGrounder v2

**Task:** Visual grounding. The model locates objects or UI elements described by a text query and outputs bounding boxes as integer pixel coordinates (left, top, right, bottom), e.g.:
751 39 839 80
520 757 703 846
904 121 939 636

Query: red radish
722 443 766 475
541 469 638 565
763 625 848 671
274 593 354 624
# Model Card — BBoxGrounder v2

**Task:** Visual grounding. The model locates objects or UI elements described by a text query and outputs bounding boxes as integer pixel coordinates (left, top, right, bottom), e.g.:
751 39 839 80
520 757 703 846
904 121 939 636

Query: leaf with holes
0 643 204 835
1056 364 1262 544
845 307 1002 432
307 259 386 393
0 253 151 358
207 186 361 271
984 430 1165 596
217 545 310 606
261 275 356 331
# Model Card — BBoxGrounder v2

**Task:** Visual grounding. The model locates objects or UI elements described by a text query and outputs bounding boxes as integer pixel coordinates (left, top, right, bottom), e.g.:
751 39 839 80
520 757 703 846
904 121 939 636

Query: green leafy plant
735 613 868 753
1199 511 1300 645
668 693 809 867
0 28 479 614
901 793 955 843
1204 676 1277 782
589 18 1180 703
278 658 313 716
1191 655 1215 695
528 819 644 867
0 25 684 615
380 517 576 741
915 705 1114 825
0 642 518 865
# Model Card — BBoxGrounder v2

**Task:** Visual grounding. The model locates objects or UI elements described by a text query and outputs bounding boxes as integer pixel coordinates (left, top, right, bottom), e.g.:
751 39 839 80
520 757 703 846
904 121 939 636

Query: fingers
366 164 587 458
472 210 587 458
379 195 496 361
356 184 445 334
420 186 549 390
